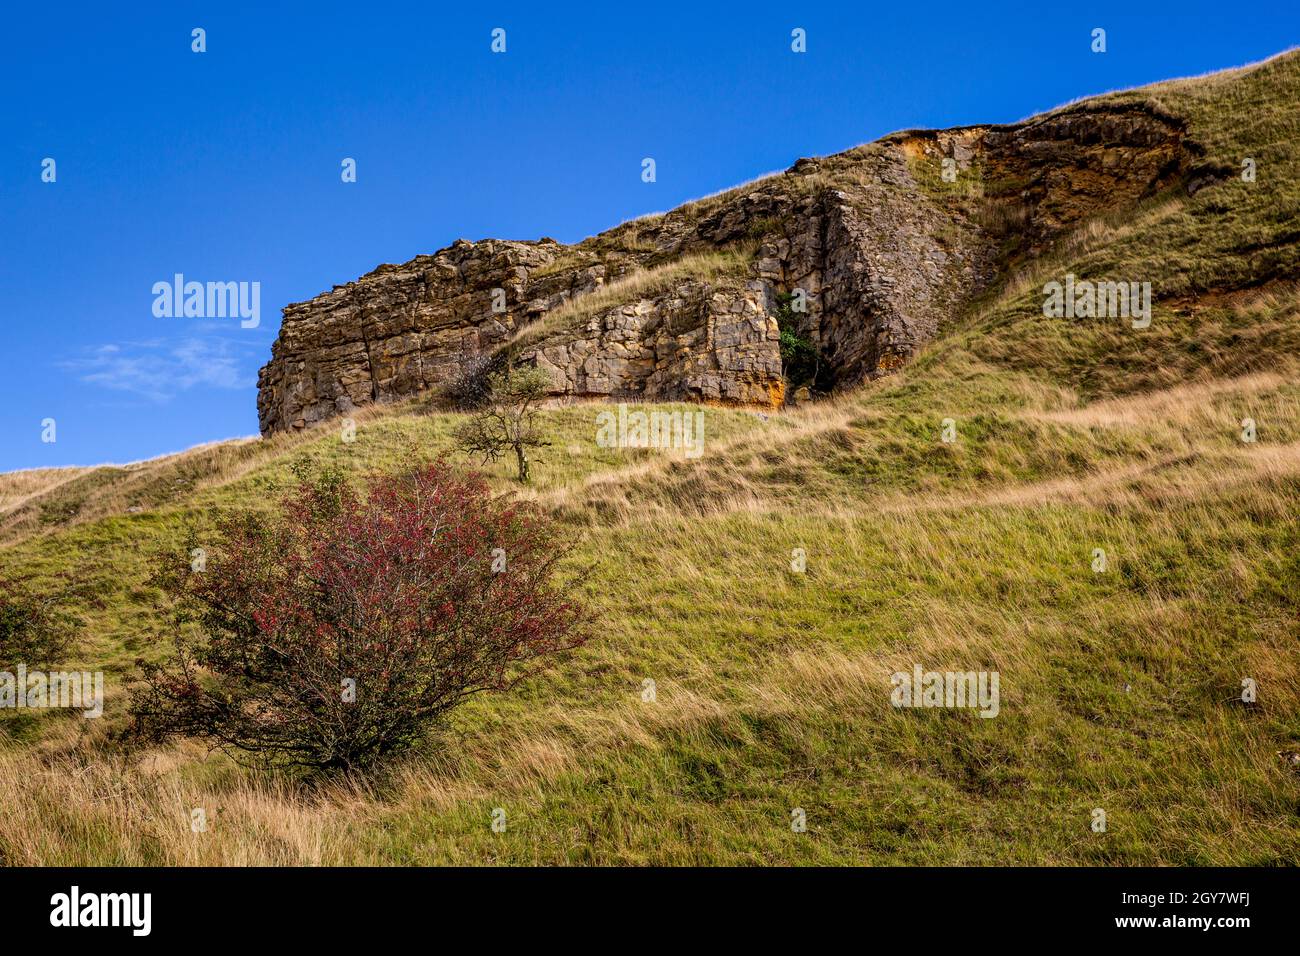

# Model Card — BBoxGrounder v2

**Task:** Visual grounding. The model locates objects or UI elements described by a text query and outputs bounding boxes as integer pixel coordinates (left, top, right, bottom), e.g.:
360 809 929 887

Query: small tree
130 462 586 771
455 366 553 483
0 577 78 671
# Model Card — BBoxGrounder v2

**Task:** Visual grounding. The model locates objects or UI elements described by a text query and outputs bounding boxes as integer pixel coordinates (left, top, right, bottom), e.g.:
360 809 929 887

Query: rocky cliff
257 102 1209 435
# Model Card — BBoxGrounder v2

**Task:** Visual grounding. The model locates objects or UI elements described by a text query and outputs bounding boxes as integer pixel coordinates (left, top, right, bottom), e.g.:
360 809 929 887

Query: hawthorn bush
131 462 586 770
0 576 78 672
455 366 554 483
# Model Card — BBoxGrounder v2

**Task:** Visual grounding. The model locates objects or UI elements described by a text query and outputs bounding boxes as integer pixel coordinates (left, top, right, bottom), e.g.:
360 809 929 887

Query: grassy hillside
1 52 1298 865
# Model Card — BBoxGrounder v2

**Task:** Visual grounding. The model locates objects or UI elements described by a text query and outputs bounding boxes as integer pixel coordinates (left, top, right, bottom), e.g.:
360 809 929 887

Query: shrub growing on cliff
774 292 818 390
455 366 553 483
442 349 499 410
130 462 586 771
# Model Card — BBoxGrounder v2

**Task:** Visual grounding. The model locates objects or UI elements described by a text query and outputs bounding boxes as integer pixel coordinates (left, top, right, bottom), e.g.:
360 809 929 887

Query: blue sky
2 2 1296 470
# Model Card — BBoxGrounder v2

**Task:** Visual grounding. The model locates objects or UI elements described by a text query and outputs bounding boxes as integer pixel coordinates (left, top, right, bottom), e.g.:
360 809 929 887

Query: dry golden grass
0 468 90 515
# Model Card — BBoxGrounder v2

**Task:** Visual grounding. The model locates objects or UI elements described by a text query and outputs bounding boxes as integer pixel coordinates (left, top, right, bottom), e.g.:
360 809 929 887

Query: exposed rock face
257 104 1203 435
257 239 598 431
527 280 785 407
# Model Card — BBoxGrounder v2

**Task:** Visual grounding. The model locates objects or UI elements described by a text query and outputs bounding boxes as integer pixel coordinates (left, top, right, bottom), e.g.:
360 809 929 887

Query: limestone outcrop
257 103 1204 435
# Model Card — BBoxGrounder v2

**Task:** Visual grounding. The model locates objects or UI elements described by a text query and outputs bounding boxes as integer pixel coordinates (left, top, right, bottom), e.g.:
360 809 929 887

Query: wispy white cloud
60 336 259 402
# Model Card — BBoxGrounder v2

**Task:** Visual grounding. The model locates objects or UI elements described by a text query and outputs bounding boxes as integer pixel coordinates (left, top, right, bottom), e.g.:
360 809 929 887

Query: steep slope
1 51 1298 865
